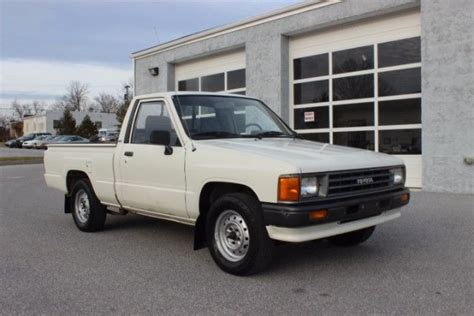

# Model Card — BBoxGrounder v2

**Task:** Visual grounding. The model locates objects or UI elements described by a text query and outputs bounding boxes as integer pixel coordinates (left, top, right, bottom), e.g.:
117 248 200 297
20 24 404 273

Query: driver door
115 99 187 218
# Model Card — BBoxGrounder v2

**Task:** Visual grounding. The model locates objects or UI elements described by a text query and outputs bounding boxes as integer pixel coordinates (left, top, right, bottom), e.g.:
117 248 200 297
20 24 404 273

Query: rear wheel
206 193 274 276
327 226 376 247
71 179 107 232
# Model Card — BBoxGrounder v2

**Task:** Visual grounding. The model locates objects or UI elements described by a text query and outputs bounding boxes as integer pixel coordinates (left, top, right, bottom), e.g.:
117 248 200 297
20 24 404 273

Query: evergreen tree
57 109 76 135
77 115 98 138
116 99 131 130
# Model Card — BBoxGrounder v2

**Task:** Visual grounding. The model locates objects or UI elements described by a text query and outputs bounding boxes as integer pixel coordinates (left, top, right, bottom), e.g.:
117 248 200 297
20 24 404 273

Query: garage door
175 49 246 95
289 10 422 188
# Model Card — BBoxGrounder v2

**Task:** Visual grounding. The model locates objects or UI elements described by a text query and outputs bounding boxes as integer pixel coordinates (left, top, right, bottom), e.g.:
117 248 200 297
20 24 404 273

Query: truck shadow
102 213 392 276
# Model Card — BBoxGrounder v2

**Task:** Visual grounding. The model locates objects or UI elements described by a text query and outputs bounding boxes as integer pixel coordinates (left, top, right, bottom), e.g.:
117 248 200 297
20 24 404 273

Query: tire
206 193 274 276
327 226 376 247
70 179 107 232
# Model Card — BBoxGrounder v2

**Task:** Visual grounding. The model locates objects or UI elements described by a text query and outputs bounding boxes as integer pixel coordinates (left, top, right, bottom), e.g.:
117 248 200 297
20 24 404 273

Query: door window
131 101 179 146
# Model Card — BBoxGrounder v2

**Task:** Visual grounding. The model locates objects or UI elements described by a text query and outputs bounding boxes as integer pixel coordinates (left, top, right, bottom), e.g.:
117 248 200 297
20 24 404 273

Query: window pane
294 80 329 105
378 37 421 68
333 74 374 101
294 106 329 129
301 133 329 143
178 78 198 91
132 102 178 146
293 53 329 79
333 103 374 127
333 45 374 74
333 131 374 150
379 68 421 96
201 73 224 92
379 98 421 125
227 69 246 90
379 129 421 154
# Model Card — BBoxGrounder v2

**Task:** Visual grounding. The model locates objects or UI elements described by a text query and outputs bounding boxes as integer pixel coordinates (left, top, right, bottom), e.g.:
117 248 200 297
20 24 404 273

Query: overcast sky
0 0 300 113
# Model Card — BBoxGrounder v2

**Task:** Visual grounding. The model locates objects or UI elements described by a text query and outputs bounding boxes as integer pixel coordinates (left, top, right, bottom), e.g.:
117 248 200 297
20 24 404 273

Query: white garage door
289 10 422 188
175 49 246 95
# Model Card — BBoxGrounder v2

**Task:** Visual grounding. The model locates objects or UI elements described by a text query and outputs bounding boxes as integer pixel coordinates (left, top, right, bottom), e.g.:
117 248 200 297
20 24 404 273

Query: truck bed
44 143 119 206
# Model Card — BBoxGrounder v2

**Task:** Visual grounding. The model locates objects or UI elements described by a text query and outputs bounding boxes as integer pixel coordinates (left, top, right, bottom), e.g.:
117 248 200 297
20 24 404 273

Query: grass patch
0 156 44 165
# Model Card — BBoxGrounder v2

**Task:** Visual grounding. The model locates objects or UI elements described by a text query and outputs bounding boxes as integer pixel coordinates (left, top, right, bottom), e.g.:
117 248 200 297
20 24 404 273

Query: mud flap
64 194 72 213
193 215 207 250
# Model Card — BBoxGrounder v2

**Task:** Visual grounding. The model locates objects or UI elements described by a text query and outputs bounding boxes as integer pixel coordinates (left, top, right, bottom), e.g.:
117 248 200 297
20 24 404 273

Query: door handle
124 151 134 157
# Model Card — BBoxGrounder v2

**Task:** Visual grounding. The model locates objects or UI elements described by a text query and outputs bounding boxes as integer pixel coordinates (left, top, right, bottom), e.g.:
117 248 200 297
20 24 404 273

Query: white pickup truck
44 92 410 275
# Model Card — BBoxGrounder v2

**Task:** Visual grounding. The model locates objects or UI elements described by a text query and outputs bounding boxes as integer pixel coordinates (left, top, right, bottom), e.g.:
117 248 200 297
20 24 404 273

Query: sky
0 0 301 114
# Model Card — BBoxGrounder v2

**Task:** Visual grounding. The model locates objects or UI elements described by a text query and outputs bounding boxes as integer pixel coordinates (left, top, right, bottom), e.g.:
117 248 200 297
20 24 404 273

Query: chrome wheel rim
214 210 250 262
74 189 90 224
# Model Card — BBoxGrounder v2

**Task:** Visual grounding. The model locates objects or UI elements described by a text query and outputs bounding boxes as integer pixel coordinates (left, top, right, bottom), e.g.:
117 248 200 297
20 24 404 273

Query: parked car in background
5 139 17 147
15 132 51 148
44 135 89 149
22 135 49 149
36 135 59 149
98 128 118 143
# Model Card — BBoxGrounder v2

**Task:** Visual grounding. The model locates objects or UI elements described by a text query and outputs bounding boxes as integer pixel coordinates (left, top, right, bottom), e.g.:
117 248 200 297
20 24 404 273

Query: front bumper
262 188 410 228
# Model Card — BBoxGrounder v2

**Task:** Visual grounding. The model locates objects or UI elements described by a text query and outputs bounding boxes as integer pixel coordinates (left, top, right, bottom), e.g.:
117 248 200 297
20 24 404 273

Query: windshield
173 95 293 140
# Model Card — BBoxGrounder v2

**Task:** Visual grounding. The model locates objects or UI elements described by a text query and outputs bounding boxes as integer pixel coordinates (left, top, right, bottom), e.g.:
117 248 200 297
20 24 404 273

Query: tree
30 100 45 115
52 81 90 112
10 99 30 118
94 93 120 113
116 82 134 130
77 115 98 139
57 108 77 135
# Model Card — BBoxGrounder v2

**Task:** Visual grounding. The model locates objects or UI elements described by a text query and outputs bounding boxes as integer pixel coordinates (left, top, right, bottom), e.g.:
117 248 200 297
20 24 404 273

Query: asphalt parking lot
0 164 473 315
0 147 45 158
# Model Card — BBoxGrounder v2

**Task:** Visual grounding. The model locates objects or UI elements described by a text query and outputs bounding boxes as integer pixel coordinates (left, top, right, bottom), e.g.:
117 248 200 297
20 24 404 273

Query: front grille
327 168 393 196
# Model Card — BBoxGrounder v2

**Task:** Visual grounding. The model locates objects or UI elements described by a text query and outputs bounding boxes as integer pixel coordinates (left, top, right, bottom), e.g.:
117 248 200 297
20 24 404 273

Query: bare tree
30 100 45 115
94 92 120 113
10 99 30 118
64 81 89 111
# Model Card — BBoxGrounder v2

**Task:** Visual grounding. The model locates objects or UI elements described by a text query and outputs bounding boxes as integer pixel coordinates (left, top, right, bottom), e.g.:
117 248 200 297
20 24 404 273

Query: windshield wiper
192 131 240 140
252 131 288 139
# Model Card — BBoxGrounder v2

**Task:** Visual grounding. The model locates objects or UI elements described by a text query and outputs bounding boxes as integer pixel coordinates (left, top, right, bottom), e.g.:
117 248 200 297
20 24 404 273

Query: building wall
133 0 474 194
421 0 474 194
23 111 118 134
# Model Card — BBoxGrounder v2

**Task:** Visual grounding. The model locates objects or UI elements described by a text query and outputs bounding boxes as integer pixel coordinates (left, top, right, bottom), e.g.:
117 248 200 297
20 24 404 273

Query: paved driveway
0 147 44 157
0 164 472 314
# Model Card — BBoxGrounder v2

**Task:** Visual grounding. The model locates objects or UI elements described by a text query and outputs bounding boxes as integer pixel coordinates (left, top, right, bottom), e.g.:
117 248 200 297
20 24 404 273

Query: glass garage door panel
379 99 421 125
294 107 329 129
293 53 329 79
178 78 199 91
378 37 421 68
379 68 421 96
333 103 374 127
332 45 374 74
379 129 421 155
333 131 375 150
294 80 329 104
227 69 246 90
333 74 374 101
302 133 330 143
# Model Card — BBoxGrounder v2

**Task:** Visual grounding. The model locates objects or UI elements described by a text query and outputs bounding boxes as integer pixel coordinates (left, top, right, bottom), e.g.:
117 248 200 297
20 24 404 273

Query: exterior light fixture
148 67 159 76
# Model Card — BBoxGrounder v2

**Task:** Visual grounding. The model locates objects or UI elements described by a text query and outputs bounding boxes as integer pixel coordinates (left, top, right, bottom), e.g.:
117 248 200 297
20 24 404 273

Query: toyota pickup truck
44 92 410 275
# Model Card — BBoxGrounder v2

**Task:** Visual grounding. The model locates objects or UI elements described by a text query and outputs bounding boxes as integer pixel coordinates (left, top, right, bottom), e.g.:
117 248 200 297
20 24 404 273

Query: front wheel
71 179 107 232
327 226 376 247
206 193 274 276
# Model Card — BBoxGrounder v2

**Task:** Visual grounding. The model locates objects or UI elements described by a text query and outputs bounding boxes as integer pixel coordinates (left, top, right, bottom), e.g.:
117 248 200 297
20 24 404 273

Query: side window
131 101 179 146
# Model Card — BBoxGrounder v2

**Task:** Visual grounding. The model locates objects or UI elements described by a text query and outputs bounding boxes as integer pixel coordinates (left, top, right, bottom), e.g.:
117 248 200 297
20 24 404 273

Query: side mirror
150 130 173 155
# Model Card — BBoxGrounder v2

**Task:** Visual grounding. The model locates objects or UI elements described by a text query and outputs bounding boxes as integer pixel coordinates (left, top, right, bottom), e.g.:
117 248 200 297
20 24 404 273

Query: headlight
301 176 319 197
390 167 405 185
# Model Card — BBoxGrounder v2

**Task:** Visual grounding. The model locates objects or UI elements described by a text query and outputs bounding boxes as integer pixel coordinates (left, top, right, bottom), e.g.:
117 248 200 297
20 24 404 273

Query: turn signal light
400 193 410 202
278 176 300 202
309 209 328 221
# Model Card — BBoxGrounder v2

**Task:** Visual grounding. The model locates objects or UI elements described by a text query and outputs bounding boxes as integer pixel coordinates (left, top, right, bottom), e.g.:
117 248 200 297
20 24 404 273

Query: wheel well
194 182 259 250
66 170 90 195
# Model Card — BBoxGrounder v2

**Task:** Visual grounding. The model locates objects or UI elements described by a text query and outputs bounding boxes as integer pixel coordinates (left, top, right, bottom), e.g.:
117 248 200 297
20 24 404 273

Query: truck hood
198 138 403 173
